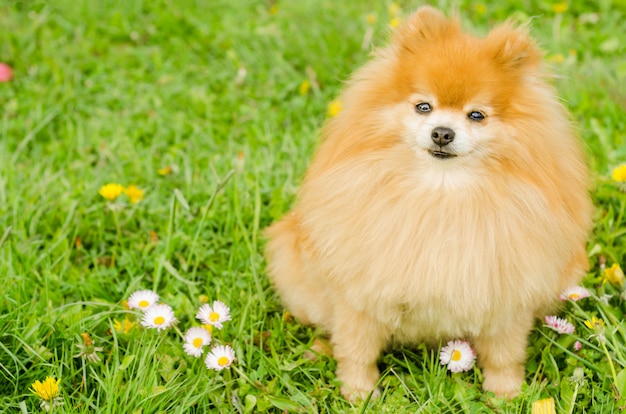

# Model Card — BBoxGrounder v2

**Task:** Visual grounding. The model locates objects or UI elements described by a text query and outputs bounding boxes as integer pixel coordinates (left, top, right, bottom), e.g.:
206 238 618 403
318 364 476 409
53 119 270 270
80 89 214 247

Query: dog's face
403 92 496 162
393 22 544 170
348 10 545 176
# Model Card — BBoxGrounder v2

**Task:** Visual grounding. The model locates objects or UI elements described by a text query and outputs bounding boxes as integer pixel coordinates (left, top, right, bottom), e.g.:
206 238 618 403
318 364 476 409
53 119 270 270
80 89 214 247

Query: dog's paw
482 367 523 399
340 383 381 403
337 362 381 402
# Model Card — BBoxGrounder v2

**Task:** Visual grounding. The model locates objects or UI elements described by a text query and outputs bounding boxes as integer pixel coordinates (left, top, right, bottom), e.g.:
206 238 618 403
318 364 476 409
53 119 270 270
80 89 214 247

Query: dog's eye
415 103 432 113
468 111 485 122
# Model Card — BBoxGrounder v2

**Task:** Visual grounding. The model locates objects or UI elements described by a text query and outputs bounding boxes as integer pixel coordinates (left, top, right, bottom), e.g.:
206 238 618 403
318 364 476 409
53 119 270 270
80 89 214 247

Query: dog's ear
393 7 460 52
487 23 543 70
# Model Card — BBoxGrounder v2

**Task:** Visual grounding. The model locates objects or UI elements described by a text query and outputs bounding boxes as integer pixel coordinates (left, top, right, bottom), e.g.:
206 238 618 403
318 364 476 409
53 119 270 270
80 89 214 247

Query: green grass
1 0 625 412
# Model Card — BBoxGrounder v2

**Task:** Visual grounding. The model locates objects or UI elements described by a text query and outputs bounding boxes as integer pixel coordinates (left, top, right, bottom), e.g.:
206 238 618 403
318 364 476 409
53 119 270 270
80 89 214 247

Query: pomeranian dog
265 7 592 400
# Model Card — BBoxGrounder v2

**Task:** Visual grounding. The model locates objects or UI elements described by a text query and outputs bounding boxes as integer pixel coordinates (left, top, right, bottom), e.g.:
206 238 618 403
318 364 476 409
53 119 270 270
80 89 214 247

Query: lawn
0 0 625 412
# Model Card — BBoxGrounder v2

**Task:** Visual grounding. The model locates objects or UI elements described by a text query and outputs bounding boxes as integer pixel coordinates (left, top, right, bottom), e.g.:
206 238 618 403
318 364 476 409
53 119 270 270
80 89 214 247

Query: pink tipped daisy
183 327 212 358
559 286 591 301
196 300 231 329
128 289 159 311
544 315 575 334
205 344 235 370
141 304 176 331
440 340 476 373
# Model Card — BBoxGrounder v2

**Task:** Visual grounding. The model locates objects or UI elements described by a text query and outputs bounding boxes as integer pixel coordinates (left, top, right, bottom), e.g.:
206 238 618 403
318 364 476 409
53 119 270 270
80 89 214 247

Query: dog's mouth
428 150 457 160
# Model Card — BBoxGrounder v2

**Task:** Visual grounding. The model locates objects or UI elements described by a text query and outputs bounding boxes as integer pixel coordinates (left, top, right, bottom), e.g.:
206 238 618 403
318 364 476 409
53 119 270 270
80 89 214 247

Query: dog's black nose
431 126 455 146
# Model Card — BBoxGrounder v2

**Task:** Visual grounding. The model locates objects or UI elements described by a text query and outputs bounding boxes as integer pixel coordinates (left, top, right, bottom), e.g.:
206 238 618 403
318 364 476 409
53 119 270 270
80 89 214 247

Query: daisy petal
183 327 212 358
544 315 575 334
440 340 476 373
205 344 235 370
128 289 160 311
141 304 176 331
559 286 591 301
196 300 231 329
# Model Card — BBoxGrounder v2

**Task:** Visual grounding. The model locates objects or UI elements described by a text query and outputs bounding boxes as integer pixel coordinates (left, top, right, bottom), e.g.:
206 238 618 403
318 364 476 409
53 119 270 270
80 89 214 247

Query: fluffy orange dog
265 7 592 400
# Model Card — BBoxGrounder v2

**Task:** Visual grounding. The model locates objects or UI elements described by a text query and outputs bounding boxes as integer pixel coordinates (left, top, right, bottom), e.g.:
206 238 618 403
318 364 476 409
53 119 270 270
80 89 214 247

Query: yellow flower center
209 312 220 322
192 338 203 348
451 350 462 361
217 356 230 366
139 300 150 308
154 316 165 325
569 293 579 300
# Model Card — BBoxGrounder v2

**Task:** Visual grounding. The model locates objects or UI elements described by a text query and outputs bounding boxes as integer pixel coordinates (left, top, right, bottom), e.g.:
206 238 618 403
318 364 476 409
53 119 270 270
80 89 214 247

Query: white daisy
440 340 476 373
559 286 591 301
544 315 575 334
196 300 231 329
205 344 235 370
183 327 212 357
128 289 159 311
141 303 176 331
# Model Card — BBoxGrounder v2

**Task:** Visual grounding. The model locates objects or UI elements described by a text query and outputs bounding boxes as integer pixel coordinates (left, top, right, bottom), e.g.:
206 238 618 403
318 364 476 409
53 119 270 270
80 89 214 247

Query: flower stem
173 324 185 341
231 365 257 388
600 339 620 398
82 357 87 394
566 382 579 414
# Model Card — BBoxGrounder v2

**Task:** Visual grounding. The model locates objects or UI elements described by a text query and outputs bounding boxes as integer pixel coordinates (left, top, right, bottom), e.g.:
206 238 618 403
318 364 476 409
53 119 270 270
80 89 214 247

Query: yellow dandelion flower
388 3 400 17
269 4 279 15
199 294 209 304
584 316 604 330
30 376 60 401
327 99 343 117
124 185 144 204
99 183 125 201
157 165 172 176
532 398 556 414
113 315 136 334
475 4 487 15
299 79 311 96
611 164 626 182
282 311 293 323
547 53 565 63
552 2 568 14
389 16 401 28
366 13 377 25
603 263 624 286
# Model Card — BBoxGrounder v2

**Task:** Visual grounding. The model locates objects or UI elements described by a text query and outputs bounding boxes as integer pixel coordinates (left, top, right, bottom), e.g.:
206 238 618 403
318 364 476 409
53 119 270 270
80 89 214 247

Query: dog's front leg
331 302 390 402
474 313 534 399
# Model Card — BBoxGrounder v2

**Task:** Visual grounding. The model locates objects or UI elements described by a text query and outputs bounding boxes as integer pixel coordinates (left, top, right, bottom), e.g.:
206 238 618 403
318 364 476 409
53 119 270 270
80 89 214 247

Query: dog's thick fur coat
265 7 592 400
